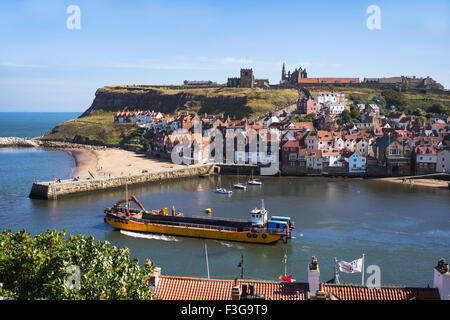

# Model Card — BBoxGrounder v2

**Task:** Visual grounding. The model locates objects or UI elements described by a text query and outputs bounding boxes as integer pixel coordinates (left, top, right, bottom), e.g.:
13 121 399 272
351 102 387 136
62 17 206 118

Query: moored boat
216 188 233 194
233 168 247 190
248 168 262 185
104 198 294 244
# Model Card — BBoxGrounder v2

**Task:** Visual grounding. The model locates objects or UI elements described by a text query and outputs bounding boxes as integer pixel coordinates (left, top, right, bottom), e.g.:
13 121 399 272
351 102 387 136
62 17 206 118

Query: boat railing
191 215 249 223
130 217 240 232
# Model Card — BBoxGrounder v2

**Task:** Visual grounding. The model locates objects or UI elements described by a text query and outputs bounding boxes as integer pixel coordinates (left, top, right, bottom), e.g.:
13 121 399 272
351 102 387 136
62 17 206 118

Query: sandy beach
69 148 185 179
375 176 449 189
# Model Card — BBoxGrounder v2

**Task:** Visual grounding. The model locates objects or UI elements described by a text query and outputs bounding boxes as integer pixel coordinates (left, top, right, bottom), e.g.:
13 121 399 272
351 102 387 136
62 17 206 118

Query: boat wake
217 241 244 250
120 230 180 242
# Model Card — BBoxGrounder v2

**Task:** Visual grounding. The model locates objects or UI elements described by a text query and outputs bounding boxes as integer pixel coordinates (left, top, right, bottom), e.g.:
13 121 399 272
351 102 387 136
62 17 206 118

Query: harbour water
0 113 449 287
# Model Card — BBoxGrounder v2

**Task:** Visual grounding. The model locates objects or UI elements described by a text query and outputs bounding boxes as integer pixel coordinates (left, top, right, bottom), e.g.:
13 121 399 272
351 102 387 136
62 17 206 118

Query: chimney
231 278 241 300
149 266 161 288
433 258 450 300
308 256 320 297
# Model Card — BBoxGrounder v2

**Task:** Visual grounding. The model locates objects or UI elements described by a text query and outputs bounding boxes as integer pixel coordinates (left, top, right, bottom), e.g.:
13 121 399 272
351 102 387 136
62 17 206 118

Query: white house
344 138 357 152
356 138 372 157
322 149 341 167
315 92 345 105
348 152 366 173
325 102 346 115
436 149 450 173
305 134 319 150
265 115 280 127
334 137 345 150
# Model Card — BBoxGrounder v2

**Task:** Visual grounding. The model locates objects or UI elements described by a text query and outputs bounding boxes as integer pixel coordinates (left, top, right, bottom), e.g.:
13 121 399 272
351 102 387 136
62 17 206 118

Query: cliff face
81 86 298 119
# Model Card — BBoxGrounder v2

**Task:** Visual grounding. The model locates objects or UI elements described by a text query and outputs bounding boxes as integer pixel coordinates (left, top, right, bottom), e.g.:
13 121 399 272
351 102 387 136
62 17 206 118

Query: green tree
371 94 387 109
350 106 361 121
381 89 407 107
427 102 448 115
338 110 353 125
0 229 155 300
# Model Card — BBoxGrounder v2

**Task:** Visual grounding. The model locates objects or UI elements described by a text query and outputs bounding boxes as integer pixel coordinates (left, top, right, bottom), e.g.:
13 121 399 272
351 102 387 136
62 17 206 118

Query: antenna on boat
205 243 210 279
126 182 129 214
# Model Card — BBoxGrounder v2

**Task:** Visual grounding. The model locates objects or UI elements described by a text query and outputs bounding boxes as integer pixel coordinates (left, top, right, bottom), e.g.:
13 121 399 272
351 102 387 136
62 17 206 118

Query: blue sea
0 112 448 287
0 112 80 195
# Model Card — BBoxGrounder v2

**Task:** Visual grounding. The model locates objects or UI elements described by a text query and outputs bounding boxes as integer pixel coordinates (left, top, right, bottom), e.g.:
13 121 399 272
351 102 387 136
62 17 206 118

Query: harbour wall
30 164 215 200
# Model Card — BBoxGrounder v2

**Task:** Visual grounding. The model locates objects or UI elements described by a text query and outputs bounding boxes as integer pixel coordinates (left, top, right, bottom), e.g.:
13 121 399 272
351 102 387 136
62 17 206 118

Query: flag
281 275 292 283
338 258 363 274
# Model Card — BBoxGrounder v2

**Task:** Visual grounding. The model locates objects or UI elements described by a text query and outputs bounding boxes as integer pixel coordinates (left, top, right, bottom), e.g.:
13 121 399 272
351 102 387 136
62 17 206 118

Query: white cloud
111 62 217 71
0 62 45 68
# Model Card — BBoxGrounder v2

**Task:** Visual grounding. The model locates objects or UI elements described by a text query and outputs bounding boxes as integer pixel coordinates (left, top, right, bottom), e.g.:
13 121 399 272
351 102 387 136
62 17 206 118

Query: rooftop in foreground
149 257 449 300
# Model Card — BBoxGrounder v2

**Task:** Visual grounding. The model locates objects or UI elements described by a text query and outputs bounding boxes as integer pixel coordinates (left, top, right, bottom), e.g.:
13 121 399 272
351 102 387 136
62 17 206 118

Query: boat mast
126 182 129 214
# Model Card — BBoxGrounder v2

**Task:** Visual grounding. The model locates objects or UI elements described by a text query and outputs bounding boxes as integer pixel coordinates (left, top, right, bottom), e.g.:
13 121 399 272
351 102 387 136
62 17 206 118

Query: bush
381 89 407 107
427 102 448 115
0 230 155 300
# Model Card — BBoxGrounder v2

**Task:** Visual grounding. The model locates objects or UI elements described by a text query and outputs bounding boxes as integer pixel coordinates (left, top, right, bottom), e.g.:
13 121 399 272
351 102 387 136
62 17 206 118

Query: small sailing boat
216 187 233 194
233 168 247 190
215 175 233 194
248 168 262 186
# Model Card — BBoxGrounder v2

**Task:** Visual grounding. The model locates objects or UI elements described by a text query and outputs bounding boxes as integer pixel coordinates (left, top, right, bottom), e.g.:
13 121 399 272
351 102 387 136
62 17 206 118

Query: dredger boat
104 197 294 244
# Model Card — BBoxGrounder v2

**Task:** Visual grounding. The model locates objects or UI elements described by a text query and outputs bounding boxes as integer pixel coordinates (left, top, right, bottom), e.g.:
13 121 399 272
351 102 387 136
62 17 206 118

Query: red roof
415 146 437 155
153 276 307 300
282 140 300 148
288 122 314 131
323 284 439 300
152 275 440 300
298 78 360 84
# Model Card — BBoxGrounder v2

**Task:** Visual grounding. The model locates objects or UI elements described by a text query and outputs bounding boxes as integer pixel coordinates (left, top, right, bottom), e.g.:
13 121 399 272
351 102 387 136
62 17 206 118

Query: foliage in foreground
0 229 154 300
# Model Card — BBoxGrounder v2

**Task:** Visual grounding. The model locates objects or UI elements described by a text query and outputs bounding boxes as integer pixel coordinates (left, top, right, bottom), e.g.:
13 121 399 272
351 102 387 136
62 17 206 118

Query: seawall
30 163 215 200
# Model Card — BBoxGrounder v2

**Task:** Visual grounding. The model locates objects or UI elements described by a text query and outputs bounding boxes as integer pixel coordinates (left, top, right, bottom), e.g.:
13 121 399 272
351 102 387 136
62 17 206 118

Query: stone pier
30 164 215 200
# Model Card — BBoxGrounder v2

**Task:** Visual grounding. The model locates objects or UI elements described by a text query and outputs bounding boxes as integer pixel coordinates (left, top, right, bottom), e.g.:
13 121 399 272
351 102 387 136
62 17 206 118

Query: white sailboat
233 168 247 190
215 175 233 194
248 168 262 186
215 187 233 195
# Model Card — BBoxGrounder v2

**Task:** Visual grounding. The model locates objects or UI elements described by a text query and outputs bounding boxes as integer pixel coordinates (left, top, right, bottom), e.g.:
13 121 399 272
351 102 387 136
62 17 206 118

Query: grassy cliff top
41 111 138 147
84 86 299 120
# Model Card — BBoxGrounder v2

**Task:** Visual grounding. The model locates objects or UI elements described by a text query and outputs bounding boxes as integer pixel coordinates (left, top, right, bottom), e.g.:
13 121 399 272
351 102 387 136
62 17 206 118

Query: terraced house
414 146 437 174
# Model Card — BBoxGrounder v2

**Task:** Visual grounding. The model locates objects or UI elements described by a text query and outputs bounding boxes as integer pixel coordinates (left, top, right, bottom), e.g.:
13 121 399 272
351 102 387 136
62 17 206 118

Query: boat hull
105 215 283 244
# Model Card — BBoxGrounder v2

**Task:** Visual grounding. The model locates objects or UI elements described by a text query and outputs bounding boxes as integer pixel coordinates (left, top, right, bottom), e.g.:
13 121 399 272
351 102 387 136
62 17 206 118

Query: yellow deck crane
113 195 148 213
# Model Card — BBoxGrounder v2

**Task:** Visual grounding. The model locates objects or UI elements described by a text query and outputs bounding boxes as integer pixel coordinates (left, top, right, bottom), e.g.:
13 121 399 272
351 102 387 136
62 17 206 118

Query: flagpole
362 253 365 286
205 244 210 279
241 255 244 279
334 257 337 283
284 250 287 277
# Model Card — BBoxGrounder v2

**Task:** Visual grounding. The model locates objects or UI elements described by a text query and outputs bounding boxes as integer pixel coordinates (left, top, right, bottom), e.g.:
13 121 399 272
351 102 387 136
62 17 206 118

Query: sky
0 0 449 112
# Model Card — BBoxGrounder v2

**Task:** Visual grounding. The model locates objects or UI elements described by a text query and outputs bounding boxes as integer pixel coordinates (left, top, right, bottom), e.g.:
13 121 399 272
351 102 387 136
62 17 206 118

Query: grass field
89 86 299 120
308 87 450 111
41 111 138 147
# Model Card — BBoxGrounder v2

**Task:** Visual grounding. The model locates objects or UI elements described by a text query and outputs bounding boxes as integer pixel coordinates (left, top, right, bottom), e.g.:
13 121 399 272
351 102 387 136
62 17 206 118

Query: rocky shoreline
0 137 40 148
